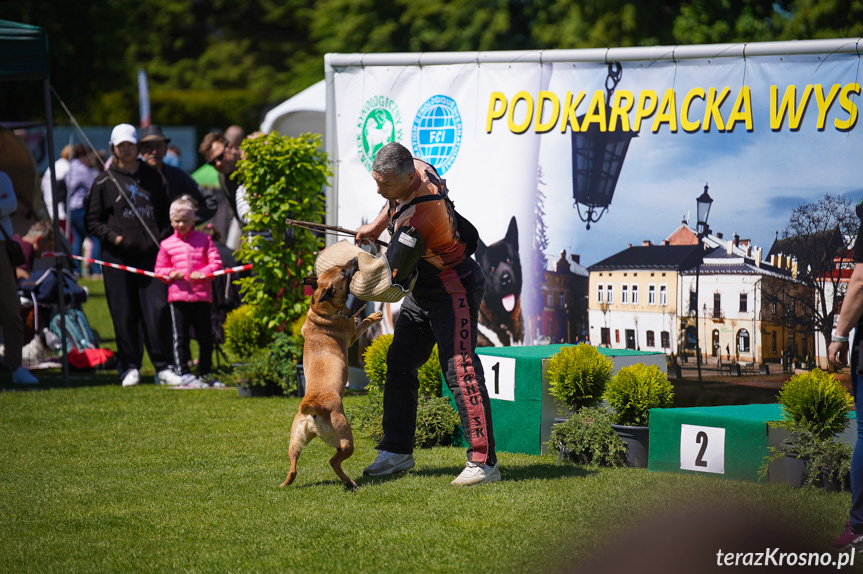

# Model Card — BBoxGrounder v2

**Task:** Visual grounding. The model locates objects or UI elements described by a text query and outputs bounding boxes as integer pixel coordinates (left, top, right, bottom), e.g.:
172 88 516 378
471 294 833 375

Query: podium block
648 404 856 483
444 344 666 456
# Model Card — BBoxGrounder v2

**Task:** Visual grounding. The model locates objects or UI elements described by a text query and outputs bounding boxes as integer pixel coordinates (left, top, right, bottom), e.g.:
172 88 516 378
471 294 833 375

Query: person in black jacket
84 123 181 388
139 125 217 225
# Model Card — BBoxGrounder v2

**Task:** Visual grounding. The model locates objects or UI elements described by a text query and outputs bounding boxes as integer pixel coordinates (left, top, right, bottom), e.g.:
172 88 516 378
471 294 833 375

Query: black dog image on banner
475 216 524 347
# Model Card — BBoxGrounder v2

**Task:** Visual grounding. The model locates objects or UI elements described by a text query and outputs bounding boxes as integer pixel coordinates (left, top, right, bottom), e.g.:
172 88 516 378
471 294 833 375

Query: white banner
330 46 863 346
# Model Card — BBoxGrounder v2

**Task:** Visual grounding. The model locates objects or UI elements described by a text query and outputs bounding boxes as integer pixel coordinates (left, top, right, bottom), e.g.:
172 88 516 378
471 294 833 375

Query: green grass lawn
0 386 854 573
1 278 856 572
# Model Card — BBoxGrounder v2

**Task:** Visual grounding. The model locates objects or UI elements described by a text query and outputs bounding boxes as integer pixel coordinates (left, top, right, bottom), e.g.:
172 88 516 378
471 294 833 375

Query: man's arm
828 261 863 368
355 203 390 245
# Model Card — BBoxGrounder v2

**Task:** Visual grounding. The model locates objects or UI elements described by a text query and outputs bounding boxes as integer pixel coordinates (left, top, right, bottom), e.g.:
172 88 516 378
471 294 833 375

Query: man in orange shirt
356 143 498 486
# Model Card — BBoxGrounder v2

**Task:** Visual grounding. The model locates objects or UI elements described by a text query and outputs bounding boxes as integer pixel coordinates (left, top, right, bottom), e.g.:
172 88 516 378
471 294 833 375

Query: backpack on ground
50 308 98 353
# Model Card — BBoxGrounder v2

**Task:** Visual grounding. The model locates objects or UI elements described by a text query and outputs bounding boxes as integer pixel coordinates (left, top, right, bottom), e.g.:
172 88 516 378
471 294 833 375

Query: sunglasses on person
207 142 232 166
140 141 166 154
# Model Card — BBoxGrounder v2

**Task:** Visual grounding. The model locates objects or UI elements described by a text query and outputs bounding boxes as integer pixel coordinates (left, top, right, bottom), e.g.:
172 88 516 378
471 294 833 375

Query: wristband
832 334 850 343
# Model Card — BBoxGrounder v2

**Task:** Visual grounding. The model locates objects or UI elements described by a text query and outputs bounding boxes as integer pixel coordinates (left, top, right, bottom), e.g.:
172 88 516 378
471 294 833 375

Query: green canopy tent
1 19 70 385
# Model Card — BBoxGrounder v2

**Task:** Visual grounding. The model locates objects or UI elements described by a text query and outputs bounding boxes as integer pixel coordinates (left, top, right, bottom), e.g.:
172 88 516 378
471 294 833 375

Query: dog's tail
299 393 338 417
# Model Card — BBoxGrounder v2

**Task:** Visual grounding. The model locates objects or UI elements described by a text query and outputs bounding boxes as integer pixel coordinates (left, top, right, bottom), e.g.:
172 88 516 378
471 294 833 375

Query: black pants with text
378 260 496 466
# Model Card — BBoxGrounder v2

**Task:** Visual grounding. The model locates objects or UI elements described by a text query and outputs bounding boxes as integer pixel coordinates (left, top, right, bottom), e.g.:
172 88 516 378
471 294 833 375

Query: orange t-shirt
388 159 468 271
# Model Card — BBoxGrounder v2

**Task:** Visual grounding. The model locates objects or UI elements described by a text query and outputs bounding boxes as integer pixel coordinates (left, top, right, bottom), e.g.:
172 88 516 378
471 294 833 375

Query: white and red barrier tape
42 252 252 280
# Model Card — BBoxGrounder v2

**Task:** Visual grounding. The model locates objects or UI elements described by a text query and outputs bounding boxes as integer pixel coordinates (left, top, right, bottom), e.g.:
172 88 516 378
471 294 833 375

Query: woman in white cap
84 124 181 387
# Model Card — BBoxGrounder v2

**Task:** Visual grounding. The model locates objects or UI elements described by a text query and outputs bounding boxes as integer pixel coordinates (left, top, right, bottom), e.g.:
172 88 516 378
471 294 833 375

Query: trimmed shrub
351 335 454 447
234 132 328 332
415 396 462 448
223 305 270 364
604 363 674 427
549 406 626 467
363 334 392 392
362 335 442 398
778 368 853 440
547 345 614 412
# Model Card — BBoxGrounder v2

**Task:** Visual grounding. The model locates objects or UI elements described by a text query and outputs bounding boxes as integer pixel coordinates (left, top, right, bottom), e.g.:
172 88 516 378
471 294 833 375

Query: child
155 196 222 387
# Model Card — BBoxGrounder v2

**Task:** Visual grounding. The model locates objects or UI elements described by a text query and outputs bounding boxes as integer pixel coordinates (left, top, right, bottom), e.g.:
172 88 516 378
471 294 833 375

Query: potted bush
266 329 304 396
222 305 281 396
223 305 270 366
763 368 854 490
603 363 674 468
546 344 614 414
226 348 284 397
548 406 626 467
349 334 460 446
545 345 620 466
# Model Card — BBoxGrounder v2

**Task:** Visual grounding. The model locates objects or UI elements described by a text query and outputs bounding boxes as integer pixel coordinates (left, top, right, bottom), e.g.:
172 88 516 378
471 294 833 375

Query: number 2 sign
680 424 725 474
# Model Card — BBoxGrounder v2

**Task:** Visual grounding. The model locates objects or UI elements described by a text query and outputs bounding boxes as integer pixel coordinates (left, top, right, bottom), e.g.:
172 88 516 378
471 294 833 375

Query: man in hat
140 125 217 225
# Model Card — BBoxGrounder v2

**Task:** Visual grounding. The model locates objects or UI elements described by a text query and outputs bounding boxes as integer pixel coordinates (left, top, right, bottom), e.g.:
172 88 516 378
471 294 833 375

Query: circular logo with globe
412 95 462 174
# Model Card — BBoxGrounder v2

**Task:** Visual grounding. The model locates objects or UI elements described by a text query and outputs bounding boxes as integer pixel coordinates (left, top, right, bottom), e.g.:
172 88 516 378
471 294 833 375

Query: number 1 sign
680 424 725 474
475 355 516 401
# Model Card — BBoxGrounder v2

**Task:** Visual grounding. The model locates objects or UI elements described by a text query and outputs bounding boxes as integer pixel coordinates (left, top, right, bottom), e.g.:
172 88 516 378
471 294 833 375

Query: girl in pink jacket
155 197 222 386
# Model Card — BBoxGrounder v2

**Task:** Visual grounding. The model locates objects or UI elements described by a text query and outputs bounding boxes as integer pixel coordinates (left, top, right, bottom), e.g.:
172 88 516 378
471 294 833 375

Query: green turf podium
444 345 666 455
648 404 856 483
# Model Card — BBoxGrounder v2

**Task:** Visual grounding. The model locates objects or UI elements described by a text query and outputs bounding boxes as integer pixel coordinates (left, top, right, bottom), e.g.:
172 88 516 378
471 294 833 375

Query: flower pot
296 364 306 397
236 380 283 398
610 424 650 468
553 416 575 463
781 451 808 488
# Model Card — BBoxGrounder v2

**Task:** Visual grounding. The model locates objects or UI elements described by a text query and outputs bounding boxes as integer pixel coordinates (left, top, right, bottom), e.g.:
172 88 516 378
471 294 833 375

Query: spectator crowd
1 123 248 388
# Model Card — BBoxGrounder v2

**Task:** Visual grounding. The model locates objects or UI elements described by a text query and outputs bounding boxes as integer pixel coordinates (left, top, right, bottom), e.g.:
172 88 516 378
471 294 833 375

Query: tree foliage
773 193 858 361
4 0 863 133
234 132 328 331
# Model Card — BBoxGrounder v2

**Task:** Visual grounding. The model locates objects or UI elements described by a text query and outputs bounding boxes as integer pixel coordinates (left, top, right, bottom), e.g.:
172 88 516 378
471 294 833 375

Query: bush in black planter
603 363 674 468
762 368 853 489
267 328 304 396
226 348 285 397
548 406 626 467
348 334 457 446
546 345 614 414
223 305 270 365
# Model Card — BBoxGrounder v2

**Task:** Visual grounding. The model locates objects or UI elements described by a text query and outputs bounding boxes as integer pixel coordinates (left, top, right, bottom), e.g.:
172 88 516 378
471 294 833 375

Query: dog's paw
368 311 383 323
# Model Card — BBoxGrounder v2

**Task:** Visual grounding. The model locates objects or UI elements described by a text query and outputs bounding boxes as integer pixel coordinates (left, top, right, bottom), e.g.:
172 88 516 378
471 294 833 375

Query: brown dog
281 258 382 489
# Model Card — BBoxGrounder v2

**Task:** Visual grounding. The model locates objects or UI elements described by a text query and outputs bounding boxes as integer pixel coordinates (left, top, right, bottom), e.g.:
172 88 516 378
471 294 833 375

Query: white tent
260 80 326 137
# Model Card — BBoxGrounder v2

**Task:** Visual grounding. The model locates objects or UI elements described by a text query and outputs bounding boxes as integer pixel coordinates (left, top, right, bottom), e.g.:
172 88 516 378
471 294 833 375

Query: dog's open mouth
502 294 516 312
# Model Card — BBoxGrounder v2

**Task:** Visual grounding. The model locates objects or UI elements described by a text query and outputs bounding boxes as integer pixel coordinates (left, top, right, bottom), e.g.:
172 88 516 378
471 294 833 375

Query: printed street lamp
694 184 713 386
696 184 713 236
571 63 638 229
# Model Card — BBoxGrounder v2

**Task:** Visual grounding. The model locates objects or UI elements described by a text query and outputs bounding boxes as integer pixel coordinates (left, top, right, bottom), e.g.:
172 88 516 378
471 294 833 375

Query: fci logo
356 96 403 172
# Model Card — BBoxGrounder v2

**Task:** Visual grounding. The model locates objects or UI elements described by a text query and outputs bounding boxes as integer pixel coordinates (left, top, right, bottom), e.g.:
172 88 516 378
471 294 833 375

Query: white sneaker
175 374 208 389
121 368 140 387
12 366 39 385
156 369 183 386
363 450 416 476
450 462 501 486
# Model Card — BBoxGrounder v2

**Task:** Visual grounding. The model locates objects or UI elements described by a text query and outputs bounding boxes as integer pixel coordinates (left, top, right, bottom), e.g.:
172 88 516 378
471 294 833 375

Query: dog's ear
318 285 335 303
505 216 519 249
475 237 487 259
302 276 318 290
